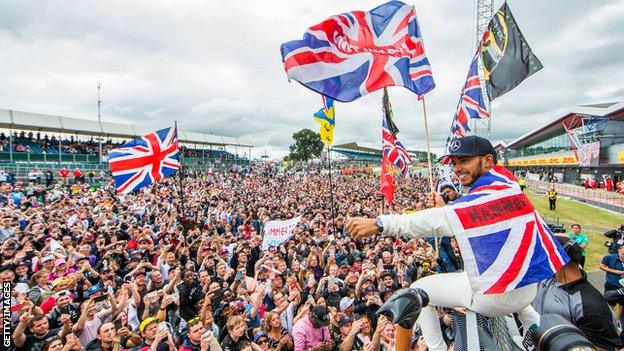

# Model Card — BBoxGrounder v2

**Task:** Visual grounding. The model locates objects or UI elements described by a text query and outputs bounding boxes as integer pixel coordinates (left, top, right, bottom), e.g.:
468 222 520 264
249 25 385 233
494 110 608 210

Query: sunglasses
257 339 268 345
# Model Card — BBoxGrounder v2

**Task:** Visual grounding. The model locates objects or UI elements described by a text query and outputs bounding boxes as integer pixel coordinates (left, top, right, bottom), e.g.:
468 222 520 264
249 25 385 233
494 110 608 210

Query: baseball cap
439 136 496 162
338 315 353 327
139 317 159 332
310 305 330 326
41 255 55 263
54 258 67 266
86 285 102 297
339 296 355 311
363 285 377 296
253 331 268 343
52 277 69 288
438 181 456 193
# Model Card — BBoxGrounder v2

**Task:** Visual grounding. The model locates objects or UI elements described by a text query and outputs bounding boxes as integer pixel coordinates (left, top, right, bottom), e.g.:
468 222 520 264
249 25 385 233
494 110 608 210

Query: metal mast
474 0 493 137
97 82 103 162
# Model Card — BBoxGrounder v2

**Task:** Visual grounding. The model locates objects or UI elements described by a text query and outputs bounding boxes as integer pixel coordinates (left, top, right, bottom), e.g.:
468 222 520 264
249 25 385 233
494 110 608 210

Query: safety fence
527 179 624 214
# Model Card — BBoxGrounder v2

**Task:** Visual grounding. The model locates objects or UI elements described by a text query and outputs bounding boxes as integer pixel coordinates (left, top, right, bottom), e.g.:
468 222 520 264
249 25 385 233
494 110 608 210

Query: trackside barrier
527 180 624 214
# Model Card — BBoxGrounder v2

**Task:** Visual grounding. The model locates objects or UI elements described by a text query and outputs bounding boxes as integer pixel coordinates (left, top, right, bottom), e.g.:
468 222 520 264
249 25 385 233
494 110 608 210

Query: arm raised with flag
347 135 568 351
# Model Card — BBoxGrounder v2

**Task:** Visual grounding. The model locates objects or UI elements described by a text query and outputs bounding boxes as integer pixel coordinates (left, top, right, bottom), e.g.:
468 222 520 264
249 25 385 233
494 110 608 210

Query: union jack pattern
448 165 569 294
108 126 180 194
381 89 411 179
280 1 435 102
450 51 489 138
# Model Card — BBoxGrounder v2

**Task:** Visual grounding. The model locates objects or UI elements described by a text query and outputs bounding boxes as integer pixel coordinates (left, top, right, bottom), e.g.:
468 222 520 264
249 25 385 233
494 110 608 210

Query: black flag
481 2 543 100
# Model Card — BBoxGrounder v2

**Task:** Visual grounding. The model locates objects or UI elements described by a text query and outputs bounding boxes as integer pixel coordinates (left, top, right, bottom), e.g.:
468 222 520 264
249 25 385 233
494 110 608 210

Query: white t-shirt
78 311 107 346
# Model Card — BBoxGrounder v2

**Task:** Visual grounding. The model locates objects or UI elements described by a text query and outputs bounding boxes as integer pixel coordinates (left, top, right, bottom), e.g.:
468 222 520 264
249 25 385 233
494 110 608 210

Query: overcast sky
0 0 622 158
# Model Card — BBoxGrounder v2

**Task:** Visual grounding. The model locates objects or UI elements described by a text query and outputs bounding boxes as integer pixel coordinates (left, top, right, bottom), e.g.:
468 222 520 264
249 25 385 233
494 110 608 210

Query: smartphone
114 319 123 330
93 295 107 303
124 276 134 283
60 305 71 315
158 322 170 332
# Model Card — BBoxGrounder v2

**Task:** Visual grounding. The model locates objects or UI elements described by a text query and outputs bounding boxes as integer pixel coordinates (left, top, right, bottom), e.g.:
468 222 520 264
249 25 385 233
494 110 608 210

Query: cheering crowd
3 154 623 351
1 165 454 351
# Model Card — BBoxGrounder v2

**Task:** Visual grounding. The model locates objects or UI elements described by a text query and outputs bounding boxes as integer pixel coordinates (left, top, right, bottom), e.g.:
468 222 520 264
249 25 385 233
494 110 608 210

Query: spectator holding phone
178 269 205 322
47 290 81 329
292 305 332 351
134 317 175 351
13 312 72 351
179 317 223 351
73 291 117 346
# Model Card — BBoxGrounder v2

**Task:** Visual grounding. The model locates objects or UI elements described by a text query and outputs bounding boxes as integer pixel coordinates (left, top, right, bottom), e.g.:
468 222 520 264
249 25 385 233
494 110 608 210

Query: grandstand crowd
0 131 244 162
0 163 623 351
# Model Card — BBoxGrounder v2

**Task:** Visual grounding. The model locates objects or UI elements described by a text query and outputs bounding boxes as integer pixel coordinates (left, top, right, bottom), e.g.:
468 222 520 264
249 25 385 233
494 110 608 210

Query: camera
604 225 624 254
532 314 595 351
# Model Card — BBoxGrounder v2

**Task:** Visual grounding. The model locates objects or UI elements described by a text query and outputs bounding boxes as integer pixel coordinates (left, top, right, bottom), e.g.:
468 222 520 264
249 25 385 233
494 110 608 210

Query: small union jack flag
382 89 411 179
450 51 489 138
449 165 569 294
108 126 180 194
280 1 435 102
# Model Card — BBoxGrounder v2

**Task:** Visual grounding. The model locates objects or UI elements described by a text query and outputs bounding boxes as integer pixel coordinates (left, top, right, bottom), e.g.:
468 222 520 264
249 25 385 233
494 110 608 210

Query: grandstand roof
0 108 252 148
505 101 624 149
333 142 381 155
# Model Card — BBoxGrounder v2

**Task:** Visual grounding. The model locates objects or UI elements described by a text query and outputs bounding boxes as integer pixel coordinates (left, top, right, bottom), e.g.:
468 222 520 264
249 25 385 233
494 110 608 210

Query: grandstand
332 142 381 162
332 142 437 165
0 108 253 173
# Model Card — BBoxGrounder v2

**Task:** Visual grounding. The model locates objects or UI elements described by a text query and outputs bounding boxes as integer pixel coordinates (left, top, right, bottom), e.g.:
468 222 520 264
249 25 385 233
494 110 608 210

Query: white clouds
0 0 622 159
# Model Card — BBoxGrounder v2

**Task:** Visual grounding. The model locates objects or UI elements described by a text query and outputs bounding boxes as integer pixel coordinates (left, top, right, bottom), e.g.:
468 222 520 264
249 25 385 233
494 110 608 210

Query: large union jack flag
448 165 569 294
108 126 180 194
280 1 435 102
450 52 489 138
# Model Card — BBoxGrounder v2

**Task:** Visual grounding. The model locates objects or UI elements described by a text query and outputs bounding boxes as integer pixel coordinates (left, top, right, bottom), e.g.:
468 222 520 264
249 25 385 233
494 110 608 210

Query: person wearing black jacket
353 286 382 328
177 269 204 322
532 236 621 350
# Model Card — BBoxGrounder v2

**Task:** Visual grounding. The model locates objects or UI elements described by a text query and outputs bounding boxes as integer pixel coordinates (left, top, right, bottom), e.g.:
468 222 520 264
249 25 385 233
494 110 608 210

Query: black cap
310 305 330 326
440 136 496 162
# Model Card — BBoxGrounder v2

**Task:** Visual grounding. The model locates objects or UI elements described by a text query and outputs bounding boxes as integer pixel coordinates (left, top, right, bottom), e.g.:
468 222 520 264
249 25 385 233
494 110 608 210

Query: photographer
532 236 621 350
604 225 624 254
599 245 624 292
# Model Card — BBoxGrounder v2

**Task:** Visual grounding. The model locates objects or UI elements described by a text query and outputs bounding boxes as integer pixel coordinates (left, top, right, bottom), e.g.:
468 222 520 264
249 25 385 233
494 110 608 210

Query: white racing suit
378 208 540 351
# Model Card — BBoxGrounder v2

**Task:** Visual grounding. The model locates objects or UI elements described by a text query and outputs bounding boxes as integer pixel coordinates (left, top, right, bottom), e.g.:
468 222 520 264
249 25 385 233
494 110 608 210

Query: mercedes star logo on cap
450 139 461 152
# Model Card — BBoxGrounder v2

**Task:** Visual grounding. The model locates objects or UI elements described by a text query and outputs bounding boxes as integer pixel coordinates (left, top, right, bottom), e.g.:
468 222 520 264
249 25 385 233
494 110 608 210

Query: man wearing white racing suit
347 135 568 351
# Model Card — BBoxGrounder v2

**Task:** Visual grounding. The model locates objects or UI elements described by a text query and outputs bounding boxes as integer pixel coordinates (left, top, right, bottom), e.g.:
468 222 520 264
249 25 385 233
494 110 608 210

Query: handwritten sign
262 216 301 249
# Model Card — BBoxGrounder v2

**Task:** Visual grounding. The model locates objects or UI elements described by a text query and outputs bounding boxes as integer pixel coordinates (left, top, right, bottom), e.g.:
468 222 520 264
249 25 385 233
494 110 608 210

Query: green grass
525 189 623 271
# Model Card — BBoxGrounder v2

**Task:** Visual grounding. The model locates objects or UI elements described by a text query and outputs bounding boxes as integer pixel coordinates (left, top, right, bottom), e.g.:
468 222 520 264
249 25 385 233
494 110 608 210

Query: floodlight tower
474 0 493 138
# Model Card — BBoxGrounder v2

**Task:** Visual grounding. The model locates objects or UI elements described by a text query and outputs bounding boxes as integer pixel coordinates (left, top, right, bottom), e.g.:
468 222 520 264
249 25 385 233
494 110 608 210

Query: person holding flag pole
347 135 568 350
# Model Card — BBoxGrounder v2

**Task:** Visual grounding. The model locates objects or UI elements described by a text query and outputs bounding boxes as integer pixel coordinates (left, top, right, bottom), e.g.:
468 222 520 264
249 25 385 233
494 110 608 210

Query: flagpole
420 97 439 255
420 97 435 192
327 145 337 236
175 121 186 223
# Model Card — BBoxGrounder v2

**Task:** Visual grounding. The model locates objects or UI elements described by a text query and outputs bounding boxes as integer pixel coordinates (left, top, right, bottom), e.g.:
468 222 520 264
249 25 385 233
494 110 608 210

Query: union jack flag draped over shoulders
280 0 435 102
108 126 180 194
450 51 489 138
448 165 569 294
